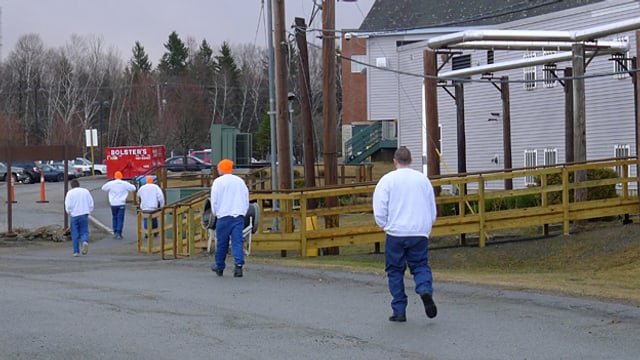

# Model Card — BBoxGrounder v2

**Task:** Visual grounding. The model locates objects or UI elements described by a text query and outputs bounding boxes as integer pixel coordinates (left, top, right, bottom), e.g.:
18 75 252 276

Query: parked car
0 163 26 183
11 161 41 184
165 155 211 172
189 149 212 164
73 157 107 175
39 163 81 182
48 161 84 177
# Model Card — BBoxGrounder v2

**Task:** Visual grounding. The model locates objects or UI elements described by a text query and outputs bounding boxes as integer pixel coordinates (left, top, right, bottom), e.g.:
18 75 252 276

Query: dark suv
12 161 41 184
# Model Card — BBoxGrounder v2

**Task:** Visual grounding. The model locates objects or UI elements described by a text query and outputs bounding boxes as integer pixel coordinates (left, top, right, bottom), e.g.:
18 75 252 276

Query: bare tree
4 34 47 145
233 43 268 134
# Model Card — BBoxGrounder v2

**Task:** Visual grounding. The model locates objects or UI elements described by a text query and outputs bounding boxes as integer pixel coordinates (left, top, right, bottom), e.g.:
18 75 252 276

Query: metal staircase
344 120 397 164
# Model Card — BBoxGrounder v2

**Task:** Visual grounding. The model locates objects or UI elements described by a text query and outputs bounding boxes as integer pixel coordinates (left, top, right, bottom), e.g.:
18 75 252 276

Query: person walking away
372 146 438 322
210 159 249 277
137 176 165 238
64 179 94 257
101 171 136 239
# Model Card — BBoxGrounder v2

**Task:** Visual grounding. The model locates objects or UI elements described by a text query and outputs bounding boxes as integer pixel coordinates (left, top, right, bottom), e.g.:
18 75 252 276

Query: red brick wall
341 35 368 126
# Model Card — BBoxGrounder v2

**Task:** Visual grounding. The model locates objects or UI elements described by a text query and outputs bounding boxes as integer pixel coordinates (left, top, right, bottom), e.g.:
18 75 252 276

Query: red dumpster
105 145 165 179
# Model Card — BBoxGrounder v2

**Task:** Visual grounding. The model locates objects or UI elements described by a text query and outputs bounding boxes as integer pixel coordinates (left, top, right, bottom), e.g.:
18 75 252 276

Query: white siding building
357 0 640 189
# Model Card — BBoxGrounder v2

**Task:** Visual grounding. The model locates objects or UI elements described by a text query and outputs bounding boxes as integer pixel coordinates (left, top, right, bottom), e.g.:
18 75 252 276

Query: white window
613 36 630 80
351 55 367 74
524 149 538 185
544 148 557 166
542 51 557 88
614 144 630 177
523 52 537 91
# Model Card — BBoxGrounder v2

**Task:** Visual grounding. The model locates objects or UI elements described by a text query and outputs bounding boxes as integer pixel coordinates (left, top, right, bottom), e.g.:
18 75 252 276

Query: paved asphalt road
1 178 640 359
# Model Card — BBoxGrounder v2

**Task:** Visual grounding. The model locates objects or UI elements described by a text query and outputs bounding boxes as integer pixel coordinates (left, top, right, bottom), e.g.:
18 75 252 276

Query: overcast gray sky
0 0 374 64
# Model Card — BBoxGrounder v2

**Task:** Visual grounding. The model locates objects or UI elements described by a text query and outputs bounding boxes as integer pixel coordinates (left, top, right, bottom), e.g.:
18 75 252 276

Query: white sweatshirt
65 187 94 217
137 183 165 211
101 179 136 206
210 174 249 218
373 167 437 237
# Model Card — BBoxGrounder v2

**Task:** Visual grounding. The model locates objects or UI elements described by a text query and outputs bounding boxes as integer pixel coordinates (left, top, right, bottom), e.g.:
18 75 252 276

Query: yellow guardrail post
188 208 196 256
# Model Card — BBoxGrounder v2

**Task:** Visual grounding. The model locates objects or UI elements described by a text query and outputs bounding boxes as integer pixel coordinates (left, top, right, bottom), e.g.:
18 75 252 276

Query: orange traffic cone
37 171 49 203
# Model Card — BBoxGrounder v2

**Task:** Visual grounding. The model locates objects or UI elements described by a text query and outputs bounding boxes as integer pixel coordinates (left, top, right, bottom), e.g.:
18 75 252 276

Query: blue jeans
213 216 245 271
110 205 126 236
385 234 433 316
70 214 90 254
143 213 159 236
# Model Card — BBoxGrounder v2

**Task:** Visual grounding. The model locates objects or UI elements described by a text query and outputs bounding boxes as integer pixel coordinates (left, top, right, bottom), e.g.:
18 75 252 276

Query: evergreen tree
129 41 152 78
158 31 188 77
254 110 271 159
215 42 240 82
213 42 241 127
191 39 217 84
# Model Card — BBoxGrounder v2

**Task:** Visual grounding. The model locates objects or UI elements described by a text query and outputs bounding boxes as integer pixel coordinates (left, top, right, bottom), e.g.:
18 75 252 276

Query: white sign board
85 129 98 147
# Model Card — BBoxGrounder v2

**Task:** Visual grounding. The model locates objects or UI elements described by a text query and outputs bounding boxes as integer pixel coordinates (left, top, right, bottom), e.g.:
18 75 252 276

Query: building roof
358 0 606 32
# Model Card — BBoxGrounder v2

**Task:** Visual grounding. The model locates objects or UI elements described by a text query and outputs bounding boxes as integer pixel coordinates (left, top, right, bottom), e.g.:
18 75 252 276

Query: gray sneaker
81 242 89 255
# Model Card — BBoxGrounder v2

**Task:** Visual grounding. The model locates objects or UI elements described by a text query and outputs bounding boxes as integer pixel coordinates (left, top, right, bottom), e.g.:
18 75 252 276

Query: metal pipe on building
438 49 619 79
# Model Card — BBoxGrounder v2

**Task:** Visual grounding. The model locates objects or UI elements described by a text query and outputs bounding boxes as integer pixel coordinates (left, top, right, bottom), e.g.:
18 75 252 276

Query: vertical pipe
501 76 513 190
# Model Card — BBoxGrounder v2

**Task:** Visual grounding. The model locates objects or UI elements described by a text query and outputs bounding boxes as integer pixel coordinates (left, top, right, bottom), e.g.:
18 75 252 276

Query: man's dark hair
70 179 80 188
394 146 412 165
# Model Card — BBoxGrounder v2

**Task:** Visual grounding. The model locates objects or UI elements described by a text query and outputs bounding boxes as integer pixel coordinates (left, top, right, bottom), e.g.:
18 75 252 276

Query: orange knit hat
146 176 154 184
114 171 123 179
217 159 234 174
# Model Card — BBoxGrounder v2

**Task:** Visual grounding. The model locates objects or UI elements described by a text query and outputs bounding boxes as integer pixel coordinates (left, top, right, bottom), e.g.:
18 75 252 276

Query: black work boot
211 264 223 277
420 292 437 319
233 265 243 278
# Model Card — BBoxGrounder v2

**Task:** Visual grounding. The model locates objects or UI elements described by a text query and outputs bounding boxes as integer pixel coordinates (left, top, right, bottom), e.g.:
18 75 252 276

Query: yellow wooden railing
138 157 639 258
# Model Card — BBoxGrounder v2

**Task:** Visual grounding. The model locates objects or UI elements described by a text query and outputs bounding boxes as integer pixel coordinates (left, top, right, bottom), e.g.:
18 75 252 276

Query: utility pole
266 0 277 191
266 0 279 233
273 0 292 191
322 0 338 189
322 0 340 255
294 17 317 197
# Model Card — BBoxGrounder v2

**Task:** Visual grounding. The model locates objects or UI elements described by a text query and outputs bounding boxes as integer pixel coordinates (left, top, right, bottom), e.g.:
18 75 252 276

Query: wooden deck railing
137 157 639 258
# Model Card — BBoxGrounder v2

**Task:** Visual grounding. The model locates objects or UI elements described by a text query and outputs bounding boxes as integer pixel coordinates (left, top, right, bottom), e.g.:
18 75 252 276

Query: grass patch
252 218 640 305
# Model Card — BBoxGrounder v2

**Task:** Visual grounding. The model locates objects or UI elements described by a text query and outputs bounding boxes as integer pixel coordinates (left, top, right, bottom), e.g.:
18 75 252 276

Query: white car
73 157 107 176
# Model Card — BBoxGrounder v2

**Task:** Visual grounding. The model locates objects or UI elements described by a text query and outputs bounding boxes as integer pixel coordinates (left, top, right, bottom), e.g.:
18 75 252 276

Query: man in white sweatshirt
64 179 94 257
210 159 249 278
101 171 136 239
137 175 165 237
373 146 438 322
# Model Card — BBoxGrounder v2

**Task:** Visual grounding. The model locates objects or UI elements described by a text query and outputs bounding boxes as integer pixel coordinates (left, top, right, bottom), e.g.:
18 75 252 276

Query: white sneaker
81 242 89 255
73 253 79 257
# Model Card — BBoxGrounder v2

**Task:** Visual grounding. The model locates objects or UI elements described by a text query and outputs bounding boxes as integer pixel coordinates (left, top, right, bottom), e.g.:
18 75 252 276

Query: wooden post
424 50 441 193
572 43 587 203
564 68 574 163
323 0 339 255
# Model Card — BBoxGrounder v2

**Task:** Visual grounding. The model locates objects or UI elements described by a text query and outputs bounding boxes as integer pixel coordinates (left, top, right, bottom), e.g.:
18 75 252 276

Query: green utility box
166 188 209 205
210 124 252 167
